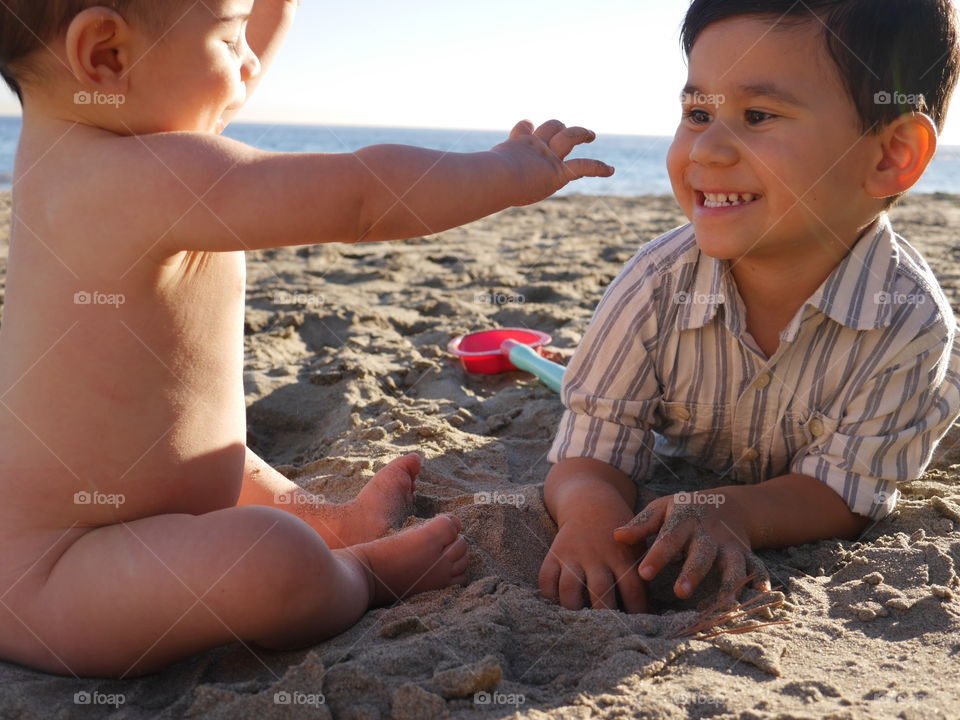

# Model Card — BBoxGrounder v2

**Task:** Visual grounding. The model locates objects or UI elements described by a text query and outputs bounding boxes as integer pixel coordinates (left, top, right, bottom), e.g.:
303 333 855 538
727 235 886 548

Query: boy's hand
614 493 771 606
492 120 615 206
539 512 648 613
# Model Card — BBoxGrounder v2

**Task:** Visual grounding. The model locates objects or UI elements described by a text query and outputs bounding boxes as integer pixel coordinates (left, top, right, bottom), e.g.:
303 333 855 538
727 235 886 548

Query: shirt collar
676 215 900 335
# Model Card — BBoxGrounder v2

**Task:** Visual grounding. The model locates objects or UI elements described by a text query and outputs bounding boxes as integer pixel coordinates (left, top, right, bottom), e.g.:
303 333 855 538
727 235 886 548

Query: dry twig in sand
669 574 792 640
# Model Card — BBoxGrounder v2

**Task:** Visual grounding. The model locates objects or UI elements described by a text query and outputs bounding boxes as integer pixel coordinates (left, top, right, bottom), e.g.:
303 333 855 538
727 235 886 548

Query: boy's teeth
702 191 760 207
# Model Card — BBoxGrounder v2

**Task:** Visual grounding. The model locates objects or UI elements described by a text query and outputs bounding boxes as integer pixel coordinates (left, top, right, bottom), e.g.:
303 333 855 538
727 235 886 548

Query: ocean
2 115 960 197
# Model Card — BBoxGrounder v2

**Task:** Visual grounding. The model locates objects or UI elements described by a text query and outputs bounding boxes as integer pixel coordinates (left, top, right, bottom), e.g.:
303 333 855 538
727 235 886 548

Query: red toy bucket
447 328 552 374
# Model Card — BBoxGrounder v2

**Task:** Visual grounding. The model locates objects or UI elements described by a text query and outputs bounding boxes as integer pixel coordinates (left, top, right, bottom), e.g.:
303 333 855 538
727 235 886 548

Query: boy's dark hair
0 1 171 104
681 0 960 134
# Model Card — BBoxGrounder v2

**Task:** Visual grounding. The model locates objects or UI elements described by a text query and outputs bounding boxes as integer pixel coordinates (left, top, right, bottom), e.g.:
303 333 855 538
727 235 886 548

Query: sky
1 0 958 144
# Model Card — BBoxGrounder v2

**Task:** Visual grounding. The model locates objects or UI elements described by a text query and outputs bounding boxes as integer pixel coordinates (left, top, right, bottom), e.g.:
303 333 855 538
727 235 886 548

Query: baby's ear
864 113 938 199
64 7 132 94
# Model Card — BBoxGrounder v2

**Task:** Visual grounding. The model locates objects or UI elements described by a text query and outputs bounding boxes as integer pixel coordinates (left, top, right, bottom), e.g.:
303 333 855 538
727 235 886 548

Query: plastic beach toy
447 328 566 393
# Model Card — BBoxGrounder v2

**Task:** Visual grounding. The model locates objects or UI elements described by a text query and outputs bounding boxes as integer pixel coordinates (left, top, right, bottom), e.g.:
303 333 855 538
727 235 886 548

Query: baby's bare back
0 129 250 542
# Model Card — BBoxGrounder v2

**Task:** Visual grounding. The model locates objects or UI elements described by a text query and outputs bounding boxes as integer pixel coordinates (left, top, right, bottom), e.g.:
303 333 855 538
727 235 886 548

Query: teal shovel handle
502 340 566 394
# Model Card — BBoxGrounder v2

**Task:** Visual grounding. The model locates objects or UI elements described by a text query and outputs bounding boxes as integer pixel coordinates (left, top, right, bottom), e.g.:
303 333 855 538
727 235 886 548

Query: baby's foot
349 515 470 605
320 454 418 548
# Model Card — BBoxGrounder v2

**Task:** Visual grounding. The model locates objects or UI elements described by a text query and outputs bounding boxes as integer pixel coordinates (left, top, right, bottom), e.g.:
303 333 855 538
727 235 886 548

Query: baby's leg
14 506 466 677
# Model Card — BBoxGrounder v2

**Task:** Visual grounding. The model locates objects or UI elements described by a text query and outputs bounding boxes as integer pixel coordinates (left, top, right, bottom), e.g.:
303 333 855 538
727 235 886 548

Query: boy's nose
689 121 738 167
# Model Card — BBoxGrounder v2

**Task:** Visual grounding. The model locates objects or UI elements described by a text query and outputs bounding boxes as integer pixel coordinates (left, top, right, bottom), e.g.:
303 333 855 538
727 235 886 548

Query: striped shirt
549 215 960 520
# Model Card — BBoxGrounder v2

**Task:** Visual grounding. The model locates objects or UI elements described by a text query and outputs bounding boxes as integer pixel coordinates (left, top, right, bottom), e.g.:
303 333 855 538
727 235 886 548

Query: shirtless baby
0 0 614 677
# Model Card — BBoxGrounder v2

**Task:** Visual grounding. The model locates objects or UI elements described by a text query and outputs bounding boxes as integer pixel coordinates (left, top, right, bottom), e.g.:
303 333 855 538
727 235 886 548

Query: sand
0 191 958 719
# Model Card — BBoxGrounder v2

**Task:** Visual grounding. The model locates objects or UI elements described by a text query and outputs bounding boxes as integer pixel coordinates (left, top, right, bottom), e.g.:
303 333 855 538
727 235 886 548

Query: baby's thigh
15 506 336 677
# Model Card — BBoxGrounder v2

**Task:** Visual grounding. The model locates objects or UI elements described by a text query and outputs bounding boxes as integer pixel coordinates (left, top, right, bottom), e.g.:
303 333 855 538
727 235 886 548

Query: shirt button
742 448 759 462
674 407 691 421
755 373 771 389
809 418 825 437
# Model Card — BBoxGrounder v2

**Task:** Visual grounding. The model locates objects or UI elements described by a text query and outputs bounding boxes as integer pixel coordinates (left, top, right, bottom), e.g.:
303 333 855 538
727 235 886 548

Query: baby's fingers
558 565 588 611
538 553 562 604
549 126 597 159
534 118 567 144
586 567 617 610
509 119 535 140
563 158 616 180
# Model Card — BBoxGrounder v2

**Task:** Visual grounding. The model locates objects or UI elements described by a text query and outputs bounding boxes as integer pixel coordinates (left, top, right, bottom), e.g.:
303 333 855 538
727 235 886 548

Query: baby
0 0 613 677
540 0 960 613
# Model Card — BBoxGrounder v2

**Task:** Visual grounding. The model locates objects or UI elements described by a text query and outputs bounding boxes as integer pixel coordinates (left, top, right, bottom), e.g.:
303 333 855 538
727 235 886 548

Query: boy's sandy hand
613 494 771 606
492 120 615 206
539 516 648 613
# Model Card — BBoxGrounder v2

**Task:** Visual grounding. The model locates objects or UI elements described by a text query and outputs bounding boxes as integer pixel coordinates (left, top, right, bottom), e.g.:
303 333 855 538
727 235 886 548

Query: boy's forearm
353 146 523 243
723 473 873 549
544 457 638 527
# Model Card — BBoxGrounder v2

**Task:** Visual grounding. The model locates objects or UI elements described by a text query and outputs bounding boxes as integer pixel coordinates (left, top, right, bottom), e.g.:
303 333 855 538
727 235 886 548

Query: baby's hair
0 1 175 103
681 0 960 135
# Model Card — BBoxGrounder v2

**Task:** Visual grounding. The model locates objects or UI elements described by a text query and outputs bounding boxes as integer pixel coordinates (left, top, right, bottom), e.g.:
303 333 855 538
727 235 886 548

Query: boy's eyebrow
682 82 806 108
738 82 805 107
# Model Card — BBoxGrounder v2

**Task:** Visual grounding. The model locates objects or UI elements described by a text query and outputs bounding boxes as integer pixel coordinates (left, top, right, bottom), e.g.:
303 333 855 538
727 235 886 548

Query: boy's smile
667 16 881 263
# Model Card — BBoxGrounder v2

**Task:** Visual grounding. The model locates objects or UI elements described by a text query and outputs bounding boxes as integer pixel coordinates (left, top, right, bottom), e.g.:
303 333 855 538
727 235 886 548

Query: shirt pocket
656 400 731 466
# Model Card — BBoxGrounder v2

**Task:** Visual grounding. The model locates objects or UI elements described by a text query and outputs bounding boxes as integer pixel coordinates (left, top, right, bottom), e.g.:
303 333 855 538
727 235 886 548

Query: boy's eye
226 38 242 55
745 110 777 125
682 109 711 125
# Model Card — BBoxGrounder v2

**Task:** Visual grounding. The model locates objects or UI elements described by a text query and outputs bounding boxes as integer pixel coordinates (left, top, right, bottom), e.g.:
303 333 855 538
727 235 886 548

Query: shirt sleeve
791 322 960 521
548 251 664 483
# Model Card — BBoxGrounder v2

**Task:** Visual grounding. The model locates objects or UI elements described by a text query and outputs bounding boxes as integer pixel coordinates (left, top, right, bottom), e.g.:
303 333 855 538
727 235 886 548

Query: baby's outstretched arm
111 118 613 257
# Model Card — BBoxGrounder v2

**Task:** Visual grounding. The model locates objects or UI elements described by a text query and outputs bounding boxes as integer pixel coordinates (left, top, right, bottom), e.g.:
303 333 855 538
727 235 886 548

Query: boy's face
129 0 259 134
667 17 880 261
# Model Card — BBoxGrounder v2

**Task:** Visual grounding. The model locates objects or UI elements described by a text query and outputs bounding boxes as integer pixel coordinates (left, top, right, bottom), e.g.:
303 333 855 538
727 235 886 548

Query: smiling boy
0 0 614 677
539 0 960 613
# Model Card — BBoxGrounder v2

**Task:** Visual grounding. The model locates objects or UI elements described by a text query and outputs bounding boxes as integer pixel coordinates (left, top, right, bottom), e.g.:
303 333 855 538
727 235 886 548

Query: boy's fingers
614 504 663 545
675 536 717 598
615 563 647 614
538 555 562 603
549 126 597 159
746 553 772 591
534 119 567 144
509 120 535 139
717 548 746 606
586 567 617 610
564 158 616 180
558 565 588 611
638 526 689 581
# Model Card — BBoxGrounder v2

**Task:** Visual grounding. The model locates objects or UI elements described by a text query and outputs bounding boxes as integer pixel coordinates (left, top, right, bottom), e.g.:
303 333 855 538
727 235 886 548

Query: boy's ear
865 113 938 199
64 7 132 94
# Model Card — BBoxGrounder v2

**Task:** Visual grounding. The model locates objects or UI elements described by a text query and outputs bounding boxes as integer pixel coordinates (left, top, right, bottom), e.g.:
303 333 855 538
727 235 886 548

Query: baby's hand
539 515 648 613
613 493 771 606
492 120 615 206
